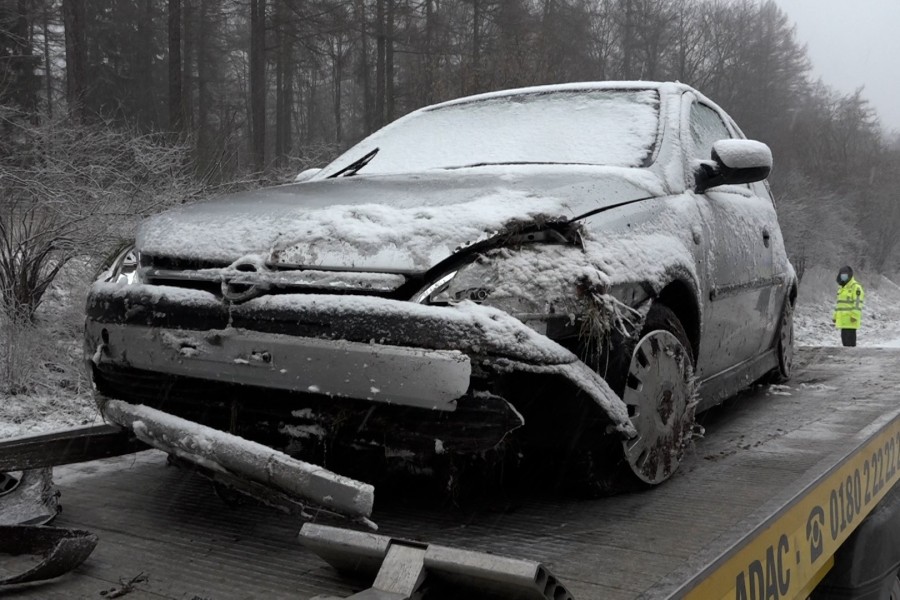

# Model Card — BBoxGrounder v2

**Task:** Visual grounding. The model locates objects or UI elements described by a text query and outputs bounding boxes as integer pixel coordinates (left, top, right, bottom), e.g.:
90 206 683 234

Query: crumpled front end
86 282 633 440
87 283 637 496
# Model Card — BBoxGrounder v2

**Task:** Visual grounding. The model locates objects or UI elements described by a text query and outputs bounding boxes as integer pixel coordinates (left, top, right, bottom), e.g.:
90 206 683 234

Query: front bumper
85 283 634 437
91 323 471 411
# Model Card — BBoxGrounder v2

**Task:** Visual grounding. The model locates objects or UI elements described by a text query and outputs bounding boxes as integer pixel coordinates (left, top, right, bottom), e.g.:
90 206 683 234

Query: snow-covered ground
0 393 102 440
794 266 900 348
0 261 104 440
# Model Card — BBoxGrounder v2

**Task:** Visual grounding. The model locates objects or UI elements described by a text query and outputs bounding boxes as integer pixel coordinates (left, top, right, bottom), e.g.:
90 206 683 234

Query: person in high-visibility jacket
833 265 864 347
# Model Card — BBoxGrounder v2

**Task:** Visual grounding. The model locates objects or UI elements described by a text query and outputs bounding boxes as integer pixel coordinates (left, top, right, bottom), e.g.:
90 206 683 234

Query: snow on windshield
319 89 660 176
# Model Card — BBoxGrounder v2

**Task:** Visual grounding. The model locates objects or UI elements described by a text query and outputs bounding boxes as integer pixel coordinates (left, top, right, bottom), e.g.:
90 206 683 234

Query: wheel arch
788 278 798 307
655 279 701 363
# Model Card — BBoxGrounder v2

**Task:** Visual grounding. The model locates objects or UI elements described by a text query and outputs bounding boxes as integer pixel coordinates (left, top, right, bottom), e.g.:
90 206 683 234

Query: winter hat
836 265 853 284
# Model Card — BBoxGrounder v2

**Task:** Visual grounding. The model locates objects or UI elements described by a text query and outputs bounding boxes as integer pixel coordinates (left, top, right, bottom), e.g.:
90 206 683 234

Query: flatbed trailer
3 347 900 599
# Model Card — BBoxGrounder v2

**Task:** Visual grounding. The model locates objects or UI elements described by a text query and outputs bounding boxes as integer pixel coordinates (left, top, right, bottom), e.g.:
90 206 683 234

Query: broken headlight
100 246 141 285
412 255 550 315
411 268 495 305
411 243 590 338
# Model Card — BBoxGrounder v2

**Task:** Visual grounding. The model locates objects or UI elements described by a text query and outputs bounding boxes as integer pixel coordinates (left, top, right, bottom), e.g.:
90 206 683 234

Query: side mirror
294 168 322 183
695 139 772 193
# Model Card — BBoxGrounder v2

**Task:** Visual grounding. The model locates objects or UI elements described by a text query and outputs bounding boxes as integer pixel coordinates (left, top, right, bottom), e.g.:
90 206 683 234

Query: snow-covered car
86 82 795 494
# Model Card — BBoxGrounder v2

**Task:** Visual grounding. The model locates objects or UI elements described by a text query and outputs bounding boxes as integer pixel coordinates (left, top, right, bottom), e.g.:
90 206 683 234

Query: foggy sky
775 0 900 134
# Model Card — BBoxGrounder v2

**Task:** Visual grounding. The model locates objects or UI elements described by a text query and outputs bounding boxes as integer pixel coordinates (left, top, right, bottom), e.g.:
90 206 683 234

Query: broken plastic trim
101 400 376 524
0 468 59 527
0 526 99 586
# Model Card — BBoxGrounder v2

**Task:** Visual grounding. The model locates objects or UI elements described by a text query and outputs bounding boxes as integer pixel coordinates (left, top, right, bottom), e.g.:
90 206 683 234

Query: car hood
137 166 664 272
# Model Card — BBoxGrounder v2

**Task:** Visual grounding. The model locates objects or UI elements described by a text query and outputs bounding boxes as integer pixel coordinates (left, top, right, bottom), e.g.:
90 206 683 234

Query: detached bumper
101 400 374 520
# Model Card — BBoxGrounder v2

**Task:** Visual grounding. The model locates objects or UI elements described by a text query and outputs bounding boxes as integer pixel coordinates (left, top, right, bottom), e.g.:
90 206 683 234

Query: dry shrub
0 110 208 396
0 307 43 395
0 108 205 320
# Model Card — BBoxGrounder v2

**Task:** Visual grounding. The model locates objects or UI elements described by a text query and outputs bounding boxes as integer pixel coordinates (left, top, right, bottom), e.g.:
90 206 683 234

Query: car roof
422 81 698 112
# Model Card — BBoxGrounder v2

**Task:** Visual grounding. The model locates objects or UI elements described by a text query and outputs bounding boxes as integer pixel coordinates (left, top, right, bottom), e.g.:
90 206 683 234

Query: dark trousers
841 329 857 347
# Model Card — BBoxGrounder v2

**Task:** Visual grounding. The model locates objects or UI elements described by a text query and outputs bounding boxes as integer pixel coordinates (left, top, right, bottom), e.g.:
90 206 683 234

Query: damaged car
86 82 796 510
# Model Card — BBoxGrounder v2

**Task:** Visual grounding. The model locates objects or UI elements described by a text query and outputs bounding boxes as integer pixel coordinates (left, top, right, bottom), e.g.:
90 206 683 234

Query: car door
688 100 776 379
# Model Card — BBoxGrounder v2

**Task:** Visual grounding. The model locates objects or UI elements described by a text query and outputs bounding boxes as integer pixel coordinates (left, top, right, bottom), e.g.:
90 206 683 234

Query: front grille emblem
222 259 269 303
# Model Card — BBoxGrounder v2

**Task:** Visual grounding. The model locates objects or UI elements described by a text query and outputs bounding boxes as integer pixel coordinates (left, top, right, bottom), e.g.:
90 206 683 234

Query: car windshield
318 89 660 177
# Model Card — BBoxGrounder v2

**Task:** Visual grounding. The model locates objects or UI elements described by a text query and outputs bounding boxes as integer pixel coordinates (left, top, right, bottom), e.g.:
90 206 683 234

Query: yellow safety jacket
834 277 864 330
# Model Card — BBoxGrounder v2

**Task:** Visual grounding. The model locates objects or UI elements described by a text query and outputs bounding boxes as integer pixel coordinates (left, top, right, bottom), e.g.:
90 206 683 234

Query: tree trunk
306 69 316 141
250 0 266 173
621 0 634 78
12 0 38 114
355 0 372 134
423 0 433 104
168 0 183 134
333 38 343 143
470 0 480 93
42 0 52 117
375 0 385 128
182 0 194 131
274 0 292 166
135 0 155 130
282 54 293 162
197 0 212 175
385 0 394 122
61 0 86 121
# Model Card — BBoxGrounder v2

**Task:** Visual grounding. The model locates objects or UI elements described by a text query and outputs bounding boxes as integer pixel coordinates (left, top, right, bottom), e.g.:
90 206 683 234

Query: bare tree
168 0 184 133
249 0 266 172
61 0 86 120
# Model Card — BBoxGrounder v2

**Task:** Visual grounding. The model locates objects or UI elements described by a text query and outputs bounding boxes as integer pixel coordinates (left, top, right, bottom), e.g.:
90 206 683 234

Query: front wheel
620 304 697 485
770 297 794 383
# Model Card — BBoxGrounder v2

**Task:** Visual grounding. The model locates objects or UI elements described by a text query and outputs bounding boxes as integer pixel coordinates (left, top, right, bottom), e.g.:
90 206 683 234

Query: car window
689 103 732 161
753 179 777 206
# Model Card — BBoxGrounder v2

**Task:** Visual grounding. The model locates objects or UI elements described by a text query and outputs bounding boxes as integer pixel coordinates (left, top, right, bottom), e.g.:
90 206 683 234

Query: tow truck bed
4 347 900 599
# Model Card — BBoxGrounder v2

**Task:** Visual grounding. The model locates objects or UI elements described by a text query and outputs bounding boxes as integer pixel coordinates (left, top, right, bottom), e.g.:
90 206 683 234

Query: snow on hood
136 166 663 272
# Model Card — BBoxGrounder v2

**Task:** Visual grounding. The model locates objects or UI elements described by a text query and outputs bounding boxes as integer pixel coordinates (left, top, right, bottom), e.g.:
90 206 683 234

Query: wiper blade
327 148 379 178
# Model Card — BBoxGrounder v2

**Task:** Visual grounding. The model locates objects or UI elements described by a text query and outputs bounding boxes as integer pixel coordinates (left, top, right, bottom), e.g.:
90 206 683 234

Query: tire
770 297 794 383
570 303 696 492
619 304 697 485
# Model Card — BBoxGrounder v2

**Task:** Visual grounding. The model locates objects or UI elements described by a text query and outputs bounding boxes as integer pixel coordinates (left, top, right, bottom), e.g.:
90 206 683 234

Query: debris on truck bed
102 400 375 522
0 469 58 527
0 525 98 586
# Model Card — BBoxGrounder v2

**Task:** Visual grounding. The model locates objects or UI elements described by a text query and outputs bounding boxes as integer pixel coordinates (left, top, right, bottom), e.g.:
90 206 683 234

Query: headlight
410 270 461 304
410 259 534 314
411 269 496 305
411 245 588 319
102 246 141 284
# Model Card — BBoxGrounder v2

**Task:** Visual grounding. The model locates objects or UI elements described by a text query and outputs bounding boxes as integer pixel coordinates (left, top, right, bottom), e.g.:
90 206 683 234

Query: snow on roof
424 80 691 111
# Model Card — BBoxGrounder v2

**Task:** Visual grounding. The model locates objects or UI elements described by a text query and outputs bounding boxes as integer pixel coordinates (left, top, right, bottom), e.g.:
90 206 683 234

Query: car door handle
762 228 771 248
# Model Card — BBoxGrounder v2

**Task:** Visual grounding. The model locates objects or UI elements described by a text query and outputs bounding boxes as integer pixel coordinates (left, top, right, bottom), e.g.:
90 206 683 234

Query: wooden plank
0 425 148 471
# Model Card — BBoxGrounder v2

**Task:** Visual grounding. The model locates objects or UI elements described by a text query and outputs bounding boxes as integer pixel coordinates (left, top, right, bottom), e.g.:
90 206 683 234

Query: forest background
0 0 898 402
